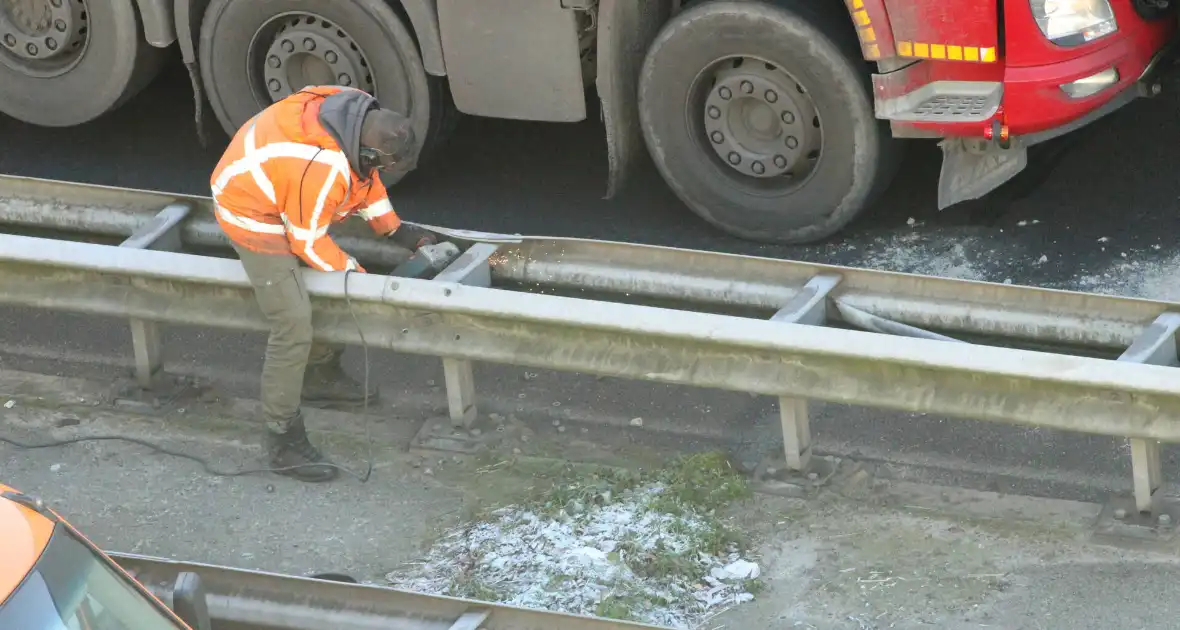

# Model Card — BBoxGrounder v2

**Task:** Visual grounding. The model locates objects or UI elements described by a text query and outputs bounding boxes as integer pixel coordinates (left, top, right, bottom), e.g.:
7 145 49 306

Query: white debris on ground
830 227 1180 302
828 231 993 281
388 481 760 629
1068 250 1180 301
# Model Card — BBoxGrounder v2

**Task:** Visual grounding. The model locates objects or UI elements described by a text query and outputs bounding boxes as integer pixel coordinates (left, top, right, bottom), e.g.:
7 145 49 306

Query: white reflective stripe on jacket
212 120 353 271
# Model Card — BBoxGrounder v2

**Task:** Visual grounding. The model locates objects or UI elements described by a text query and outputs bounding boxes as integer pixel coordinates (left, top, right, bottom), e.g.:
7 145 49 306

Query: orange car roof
0 483 56 605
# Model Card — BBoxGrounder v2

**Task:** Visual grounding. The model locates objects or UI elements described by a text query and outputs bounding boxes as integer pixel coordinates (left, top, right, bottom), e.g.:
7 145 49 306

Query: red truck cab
868 0 1177 211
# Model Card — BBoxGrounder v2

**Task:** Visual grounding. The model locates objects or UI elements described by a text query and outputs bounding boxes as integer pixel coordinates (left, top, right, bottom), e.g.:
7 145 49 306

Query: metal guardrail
110 552 666 630
0 174 1169 351
2 174 1180 519
0 174 415 268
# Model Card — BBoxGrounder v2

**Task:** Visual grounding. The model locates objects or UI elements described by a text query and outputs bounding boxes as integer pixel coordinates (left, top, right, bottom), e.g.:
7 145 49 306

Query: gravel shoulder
3 367 1179 629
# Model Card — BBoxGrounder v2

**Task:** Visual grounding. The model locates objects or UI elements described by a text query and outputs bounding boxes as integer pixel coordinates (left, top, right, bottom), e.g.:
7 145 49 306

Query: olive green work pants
232 244 343 434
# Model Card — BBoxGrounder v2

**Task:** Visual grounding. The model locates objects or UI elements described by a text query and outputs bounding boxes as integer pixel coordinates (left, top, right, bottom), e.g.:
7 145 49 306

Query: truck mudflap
937 82 1144 210
596 0 672 199
936 137 1028 210
936 81 1141 209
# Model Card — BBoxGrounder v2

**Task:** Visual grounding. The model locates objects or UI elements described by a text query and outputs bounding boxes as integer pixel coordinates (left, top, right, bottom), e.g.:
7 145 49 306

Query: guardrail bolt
1113 508 1127 520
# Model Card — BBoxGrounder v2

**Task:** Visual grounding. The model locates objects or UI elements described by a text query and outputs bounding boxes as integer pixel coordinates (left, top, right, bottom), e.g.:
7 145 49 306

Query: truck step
875 81 1002 123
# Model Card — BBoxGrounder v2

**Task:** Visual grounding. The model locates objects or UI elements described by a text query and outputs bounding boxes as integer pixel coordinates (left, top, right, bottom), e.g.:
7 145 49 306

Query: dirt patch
707 480 1147 630
388 453 762 628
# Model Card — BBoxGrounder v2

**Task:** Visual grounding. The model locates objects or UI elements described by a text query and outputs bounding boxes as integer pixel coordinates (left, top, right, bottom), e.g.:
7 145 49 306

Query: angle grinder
390 240 462 280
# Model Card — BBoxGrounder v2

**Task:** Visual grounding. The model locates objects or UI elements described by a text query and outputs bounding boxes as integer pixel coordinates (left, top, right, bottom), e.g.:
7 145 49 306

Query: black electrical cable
342 267 375 483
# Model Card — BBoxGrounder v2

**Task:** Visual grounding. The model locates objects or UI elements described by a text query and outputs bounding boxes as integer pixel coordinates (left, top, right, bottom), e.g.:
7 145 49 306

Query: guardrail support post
1117 312 1180 513
448 609 491 630
770 274 841 470
433 244 501 428
128 320 163 389
443 359 477 427
779 397 811 470
118 203 192 388
1131 439 1163 514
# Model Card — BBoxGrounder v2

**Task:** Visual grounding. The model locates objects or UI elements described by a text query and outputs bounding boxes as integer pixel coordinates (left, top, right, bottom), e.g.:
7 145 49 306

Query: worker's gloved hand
388 224 438 252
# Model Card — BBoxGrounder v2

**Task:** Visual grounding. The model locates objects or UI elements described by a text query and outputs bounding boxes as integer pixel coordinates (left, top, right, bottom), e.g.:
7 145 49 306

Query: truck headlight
1029 0 1118 47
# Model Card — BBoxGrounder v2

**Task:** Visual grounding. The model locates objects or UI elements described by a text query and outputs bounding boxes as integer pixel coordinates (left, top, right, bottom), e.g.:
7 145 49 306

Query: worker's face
366 153 419 186
360 147 397 173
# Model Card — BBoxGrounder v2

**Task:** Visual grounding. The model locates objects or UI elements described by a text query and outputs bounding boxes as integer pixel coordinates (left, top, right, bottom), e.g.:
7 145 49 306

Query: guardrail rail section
112 552 669 629
3 174 1180 538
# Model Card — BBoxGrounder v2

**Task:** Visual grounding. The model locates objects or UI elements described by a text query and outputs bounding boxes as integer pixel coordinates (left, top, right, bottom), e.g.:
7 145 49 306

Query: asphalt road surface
4 60 1180 503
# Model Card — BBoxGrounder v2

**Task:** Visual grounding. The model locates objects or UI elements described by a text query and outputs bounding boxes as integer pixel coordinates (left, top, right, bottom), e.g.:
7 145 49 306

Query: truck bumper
1020 30 1180 147
1004 26 1179 137
933 27 1179 210
881 22 1179 141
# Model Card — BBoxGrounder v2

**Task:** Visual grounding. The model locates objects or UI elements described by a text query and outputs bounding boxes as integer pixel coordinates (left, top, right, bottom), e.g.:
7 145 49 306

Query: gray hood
316 89 378 176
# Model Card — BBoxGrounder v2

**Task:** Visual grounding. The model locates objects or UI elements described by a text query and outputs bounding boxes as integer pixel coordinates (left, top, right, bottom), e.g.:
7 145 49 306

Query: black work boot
267 414 339 483
302 357 379 410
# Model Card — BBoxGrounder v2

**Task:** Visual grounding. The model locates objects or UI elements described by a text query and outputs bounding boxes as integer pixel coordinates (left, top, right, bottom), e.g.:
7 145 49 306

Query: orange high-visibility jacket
210 86 403 272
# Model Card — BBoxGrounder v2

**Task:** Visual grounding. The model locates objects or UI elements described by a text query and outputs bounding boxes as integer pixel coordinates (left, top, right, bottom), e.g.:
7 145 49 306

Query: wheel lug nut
710 131 724 144
752 161 765 175
325 51 338 63
304 38 316 51
281 39 294 53
268 79 282 92
727 152 741 165
338 73 352 86
774 155 787 168
268 55 281 68
718 86 732 100
50 0 62 7
786 136 799 149
45 38 56 51
740 80 754 94
26 43 38 56
765 90 778 103
55 19 67 32
782 111 795 124
707 106 721 120
3 35 15 47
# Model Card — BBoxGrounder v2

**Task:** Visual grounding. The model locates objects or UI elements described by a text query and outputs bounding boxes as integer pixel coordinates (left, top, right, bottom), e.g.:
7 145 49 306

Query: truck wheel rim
250 13 376 104
695 56 823 189
0 0 89 77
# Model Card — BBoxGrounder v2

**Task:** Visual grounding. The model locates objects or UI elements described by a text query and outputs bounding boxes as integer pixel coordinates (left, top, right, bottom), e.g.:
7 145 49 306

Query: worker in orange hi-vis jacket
210 85 437 483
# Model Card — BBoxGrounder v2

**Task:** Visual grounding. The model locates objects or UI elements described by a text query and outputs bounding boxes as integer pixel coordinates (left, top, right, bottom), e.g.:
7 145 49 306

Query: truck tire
638 0 901 244
198 0 458 176
0 0 166 126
